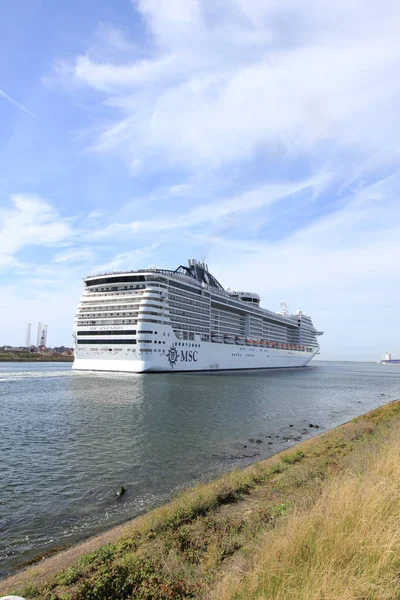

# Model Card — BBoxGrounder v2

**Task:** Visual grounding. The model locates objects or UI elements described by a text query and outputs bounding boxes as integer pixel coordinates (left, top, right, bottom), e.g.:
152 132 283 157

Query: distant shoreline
0 355 73 362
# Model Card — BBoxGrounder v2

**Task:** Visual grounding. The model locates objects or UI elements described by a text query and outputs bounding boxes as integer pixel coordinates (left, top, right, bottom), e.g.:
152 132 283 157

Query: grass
218 425 400 600
4 400 400 600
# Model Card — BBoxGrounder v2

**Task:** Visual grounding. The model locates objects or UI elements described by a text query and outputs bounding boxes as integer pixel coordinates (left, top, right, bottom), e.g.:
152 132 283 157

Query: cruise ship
72 259 323 373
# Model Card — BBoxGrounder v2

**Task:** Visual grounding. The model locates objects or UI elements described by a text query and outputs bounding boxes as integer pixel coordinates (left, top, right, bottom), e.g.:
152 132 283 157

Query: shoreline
2 398 400 598
0 356 73 362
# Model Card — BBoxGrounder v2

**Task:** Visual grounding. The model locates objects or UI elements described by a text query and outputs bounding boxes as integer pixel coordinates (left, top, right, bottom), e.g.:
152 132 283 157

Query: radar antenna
279 302 289 316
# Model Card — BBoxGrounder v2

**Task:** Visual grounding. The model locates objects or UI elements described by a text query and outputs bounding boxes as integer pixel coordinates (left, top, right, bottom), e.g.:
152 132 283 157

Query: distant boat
379 352 400 365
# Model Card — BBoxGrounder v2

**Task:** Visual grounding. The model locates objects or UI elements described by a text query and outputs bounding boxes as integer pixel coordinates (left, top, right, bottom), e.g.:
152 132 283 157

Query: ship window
77 339 137 345
77 330 137 336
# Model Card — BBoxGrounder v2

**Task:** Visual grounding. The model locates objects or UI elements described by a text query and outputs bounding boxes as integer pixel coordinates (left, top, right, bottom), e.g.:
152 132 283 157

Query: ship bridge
229 291 260 306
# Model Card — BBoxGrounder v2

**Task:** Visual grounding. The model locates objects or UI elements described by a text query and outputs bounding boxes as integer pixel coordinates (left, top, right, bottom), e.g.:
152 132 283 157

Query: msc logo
166 345 179 368
181 350 199 363
166 345 199 368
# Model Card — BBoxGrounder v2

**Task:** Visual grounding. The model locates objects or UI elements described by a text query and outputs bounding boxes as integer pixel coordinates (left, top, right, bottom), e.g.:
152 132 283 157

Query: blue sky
1 0 400 359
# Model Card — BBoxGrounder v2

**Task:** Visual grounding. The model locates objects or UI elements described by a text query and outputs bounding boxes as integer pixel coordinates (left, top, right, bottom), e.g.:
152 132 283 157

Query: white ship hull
73 336 317 373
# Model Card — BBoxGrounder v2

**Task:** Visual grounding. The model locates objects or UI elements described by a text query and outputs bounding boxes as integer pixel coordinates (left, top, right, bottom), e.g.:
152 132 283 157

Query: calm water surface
1 360 400 577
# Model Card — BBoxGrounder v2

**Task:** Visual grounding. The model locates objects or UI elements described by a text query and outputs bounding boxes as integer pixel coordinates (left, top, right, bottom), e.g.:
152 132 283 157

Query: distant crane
36 322 48 348
40 324 48 348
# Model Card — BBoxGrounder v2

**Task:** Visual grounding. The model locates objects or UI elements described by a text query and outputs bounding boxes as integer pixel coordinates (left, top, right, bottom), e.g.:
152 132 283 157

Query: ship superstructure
72 259 322 373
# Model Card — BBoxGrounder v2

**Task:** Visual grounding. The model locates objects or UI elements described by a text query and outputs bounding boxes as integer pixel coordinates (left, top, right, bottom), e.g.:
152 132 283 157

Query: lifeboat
211 333 224 343
224 334 235 345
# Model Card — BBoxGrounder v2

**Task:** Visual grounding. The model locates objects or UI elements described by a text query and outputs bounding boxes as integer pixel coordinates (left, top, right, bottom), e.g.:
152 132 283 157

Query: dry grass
218 425 400 600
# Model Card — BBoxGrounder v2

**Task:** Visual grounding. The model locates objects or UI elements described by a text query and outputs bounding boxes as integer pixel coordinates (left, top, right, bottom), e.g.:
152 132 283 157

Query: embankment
2 400 400 599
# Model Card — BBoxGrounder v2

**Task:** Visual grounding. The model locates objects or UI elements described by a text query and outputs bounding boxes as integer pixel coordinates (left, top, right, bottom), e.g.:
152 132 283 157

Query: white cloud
92 243 161 273
0 194 73 268
87 210 105 220
93 175 325 237
73 54 176 93
49 0 400 172
53 248 95 264
169 183 193 197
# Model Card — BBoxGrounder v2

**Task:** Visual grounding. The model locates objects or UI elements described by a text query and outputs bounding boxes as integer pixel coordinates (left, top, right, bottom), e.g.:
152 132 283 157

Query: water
1 361 400 578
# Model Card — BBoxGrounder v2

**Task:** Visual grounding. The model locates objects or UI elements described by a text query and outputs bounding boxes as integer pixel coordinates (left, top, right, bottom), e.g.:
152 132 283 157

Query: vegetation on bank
3 401 400 600
219 414 400 600
0 352 73 362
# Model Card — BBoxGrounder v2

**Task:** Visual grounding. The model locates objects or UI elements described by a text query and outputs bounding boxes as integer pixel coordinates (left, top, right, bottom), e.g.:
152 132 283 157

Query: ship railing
86 268 196 284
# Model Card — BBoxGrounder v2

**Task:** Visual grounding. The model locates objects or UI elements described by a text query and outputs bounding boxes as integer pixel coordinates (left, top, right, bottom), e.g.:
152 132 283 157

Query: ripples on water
1 360 400 577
